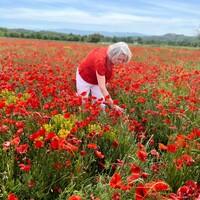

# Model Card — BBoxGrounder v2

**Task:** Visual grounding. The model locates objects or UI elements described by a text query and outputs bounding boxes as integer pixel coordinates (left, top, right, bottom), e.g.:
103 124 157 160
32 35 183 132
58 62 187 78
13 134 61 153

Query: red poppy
50 138 59 150
53 162 63 171
158 143 167 150
87 143 98 149
130 164 141 174
110 173 123 189
137 143 144 149
177 186 189 199
65 160 71 167
68 195 82 200
45 132 56 141
174 158 183 169
16 144 29 154
18 160 31 172
0 101 5 109
15 121 25 129
192 128 200 137
167 144 178 152
80 150 86 156
141 172 149 179
94 150 104 159
2 141 11 150
137 150 148 162
135 183 148 200
154 180 169 191
34 140 44 149
151 149 160 159
0 125 8 133
181 154 195 166
11 134 20 145
53 186 62 193
80 91 87 96
98 161 105 168
112 140 119 147
127 173 140 186
112 192 120 200
30 129 46 141
8 193 19 200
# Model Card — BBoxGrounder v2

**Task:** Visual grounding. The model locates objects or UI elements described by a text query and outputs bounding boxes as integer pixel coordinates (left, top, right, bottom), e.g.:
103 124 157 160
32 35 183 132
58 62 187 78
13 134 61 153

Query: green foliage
0 39 199 199
0 26 200 47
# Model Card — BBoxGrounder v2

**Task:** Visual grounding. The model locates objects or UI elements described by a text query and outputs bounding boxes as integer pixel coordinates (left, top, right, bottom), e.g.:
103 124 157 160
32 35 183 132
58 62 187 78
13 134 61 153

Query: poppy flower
80 91 87 96
45 132 56 141
2 141 11 150
177 186 189 199
94 150 104 159
112 192 120 200
53 162 63 171
34 140 44 149
50 138 59 150
192 128 200 137
68 195 82 200
158 143 167 150
18 160 31 172
80 150 86 156
137 150 148 162
112 140 119 147
65 160 71 167
27 181 35 187
181 154 195 166
110 173 123 189
135 183 148 200
87 143 98 149
167 144 178 153
16 144 29 154
154 180 169 191
130 164 141 174
127 173 140 186
8 193 19 200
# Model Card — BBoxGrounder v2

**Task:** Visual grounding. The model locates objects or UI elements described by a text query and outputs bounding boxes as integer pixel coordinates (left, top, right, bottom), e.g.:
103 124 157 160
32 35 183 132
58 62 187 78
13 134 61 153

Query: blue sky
0 0 199 36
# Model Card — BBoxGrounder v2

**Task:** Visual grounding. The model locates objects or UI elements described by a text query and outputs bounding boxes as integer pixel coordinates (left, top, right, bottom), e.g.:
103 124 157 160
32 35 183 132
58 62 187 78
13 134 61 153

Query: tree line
0 27 200 47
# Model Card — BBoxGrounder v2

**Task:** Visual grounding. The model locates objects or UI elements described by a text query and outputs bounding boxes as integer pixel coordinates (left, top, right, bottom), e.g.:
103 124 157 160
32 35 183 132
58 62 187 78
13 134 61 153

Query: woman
76 42 132 111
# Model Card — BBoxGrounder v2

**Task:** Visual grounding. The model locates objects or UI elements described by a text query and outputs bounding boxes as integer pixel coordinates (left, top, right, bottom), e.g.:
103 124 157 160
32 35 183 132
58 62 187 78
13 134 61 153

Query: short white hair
107 42 132 64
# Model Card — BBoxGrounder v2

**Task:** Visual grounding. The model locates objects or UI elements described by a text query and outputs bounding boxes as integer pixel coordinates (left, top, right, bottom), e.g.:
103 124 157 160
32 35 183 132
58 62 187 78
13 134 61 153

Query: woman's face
114 54 126 65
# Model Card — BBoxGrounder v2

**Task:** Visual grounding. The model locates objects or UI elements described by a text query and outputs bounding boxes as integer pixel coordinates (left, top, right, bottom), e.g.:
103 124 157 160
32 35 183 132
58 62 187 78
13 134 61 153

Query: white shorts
76 69 105 107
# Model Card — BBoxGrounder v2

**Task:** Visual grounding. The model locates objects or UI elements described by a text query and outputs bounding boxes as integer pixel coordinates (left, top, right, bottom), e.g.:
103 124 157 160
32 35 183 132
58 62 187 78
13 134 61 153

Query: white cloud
0 0 199 36
0 7 198 25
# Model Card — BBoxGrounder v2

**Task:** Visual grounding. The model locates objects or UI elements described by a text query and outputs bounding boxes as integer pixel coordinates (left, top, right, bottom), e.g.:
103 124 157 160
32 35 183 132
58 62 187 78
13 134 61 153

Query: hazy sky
0 0 199 36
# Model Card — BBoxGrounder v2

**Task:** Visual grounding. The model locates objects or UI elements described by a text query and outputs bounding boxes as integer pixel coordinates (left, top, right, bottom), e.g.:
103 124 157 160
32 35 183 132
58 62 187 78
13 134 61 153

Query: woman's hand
113 105 125 113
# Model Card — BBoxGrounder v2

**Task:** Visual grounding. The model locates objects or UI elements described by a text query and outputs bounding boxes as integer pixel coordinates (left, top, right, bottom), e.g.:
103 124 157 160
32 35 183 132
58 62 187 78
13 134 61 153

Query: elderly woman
76 42 132 111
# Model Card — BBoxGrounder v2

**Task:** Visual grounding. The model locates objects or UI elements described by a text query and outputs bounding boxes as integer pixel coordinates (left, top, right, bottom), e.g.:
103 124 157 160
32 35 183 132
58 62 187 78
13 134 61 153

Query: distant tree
9 32 20 38
197 26 200 46
20 32 25 38
80 35 87 42
0 27 7 36
137 37 143 44
43 35 49 40
35 32 42 39
112 36 117 43
87 33 104 43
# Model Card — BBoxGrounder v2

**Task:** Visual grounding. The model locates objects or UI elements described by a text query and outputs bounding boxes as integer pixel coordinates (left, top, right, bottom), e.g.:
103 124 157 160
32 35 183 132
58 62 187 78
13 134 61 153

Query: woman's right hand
113 105 125 113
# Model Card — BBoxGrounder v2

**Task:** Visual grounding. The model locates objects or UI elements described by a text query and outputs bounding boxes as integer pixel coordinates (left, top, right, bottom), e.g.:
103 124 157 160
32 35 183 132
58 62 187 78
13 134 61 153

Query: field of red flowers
0 38 200 200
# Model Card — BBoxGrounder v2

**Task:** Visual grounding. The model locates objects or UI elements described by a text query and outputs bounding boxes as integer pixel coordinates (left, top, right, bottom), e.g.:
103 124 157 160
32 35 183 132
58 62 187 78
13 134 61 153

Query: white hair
107 42 132 64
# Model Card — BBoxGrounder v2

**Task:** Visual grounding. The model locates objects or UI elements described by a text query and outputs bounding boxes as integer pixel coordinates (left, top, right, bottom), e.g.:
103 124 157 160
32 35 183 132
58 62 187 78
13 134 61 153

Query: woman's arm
96 71 124 112
96 71 113 105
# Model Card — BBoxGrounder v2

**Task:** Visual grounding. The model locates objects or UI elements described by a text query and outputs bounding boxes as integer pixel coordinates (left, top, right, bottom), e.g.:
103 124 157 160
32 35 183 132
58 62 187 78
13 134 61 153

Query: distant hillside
1 27 195 38
48 28 147 37
1 27 199 47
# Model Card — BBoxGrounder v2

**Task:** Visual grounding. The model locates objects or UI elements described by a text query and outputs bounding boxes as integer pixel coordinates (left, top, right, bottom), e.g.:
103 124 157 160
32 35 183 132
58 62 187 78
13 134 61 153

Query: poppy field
0 38 200 200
